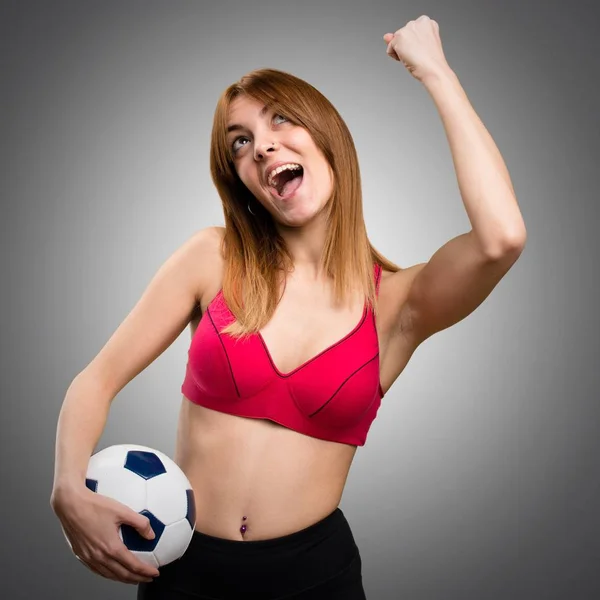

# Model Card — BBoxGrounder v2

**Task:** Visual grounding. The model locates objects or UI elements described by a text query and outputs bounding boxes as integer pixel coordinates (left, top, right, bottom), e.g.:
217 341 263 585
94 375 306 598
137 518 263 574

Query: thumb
138 515 156 540
383 33 394 43
125 510 155 540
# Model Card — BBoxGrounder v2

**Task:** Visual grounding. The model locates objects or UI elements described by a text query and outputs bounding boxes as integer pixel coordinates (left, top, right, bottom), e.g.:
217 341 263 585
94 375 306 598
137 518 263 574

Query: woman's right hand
50 486 161 584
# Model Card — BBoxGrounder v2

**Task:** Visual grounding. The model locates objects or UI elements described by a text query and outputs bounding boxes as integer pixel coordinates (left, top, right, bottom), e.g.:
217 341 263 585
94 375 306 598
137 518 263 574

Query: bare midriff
174 396 357 541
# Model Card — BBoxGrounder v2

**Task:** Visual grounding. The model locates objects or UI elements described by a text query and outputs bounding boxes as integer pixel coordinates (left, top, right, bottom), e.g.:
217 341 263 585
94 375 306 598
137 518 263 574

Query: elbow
485 226 527 261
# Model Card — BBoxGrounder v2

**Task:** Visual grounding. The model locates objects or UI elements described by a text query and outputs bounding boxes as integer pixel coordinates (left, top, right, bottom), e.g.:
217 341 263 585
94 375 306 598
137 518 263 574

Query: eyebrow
226 103 269 134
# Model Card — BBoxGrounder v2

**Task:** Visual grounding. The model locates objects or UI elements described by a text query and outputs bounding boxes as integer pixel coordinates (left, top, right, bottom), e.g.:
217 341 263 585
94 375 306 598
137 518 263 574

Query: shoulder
193 225 225 245
186 226 226 309
214 225 226 245
183 226 224 267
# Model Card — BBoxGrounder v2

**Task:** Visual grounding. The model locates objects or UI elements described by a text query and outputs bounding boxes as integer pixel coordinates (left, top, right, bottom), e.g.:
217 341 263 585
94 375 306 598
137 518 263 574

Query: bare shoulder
187 226 226 308
214 225 226 247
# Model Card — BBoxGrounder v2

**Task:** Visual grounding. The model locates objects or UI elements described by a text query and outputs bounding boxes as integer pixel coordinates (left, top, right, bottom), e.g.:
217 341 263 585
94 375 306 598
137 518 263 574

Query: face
226 95 334 224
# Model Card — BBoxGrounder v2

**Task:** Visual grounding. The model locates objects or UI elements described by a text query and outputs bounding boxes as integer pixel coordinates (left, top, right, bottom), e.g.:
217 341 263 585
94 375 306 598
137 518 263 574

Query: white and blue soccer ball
86 444 196 568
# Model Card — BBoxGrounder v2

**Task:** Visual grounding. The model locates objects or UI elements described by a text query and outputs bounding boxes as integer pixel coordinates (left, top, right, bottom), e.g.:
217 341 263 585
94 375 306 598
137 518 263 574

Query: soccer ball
85 444 196 568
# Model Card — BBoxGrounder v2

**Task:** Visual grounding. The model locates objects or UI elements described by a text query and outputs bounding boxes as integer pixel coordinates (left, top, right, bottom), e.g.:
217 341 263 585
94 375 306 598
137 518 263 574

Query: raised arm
383 19 526 346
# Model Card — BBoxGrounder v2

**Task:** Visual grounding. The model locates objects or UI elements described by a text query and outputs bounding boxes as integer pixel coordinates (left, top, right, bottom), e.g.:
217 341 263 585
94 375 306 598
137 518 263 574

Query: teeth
267 163 302 187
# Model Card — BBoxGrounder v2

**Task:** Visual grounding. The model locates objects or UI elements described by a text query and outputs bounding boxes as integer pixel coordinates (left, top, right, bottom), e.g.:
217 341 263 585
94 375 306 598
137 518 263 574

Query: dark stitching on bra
209 265 379 379
258 303 369 378
309 352 379 417
206 306 240 398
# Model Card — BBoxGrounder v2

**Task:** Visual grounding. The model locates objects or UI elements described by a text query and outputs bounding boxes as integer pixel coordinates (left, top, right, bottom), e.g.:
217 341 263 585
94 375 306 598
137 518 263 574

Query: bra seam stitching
206 306 241 398
259 302 369 378
309 351 380 418
196 264 382 396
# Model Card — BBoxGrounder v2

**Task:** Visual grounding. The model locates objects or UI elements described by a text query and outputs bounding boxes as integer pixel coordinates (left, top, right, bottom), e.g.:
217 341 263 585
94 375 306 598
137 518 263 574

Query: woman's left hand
383 15 451 82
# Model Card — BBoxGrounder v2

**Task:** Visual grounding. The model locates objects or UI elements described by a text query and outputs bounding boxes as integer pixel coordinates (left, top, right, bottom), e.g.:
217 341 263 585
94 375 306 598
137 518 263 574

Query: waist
147 506 361 599
190 506 350 551
175 398 356 540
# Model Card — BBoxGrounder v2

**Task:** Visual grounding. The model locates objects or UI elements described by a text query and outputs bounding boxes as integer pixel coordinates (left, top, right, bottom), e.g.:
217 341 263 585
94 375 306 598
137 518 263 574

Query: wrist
421 65 458 89
50 478 87 506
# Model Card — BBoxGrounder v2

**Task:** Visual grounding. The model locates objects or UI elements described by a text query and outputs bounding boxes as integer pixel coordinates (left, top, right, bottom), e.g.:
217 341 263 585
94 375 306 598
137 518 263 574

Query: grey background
2 0 598 598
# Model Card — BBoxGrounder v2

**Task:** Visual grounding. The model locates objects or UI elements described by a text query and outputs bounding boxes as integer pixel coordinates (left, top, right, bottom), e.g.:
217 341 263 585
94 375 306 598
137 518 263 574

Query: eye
231 113 289 154
231 136 249 154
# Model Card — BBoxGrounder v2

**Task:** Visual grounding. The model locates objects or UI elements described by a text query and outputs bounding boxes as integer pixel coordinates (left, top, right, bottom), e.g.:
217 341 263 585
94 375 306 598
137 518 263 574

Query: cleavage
257 284 366 376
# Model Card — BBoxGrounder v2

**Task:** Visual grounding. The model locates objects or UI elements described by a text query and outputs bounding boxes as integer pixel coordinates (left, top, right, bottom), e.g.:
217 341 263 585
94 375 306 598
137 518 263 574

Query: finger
100 555 155 584
114 548 160 579
89 561 121 581
118 508 156 541
386 41 400 61
76 554 119 581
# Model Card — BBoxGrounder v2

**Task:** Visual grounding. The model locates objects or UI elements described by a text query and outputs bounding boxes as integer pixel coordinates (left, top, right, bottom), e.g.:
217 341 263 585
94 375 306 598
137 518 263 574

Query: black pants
137 507 366 599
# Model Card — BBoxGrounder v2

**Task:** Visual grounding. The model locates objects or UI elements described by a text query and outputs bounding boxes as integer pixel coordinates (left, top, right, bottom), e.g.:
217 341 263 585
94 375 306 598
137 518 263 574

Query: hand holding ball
85 444 196 569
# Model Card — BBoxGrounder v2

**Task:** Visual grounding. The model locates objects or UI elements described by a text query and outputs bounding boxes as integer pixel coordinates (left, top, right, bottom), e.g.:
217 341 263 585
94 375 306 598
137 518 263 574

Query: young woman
50 16 526 599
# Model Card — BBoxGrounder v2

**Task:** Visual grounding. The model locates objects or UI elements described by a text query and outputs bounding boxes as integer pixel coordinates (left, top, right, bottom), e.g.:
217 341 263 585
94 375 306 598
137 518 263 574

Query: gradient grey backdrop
2 0 598 598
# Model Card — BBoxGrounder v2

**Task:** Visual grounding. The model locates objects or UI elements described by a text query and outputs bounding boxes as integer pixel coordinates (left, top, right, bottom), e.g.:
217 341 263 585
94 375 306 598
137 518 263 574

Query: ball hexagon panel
153 518 194 565
146 471 192 525
89 444 135 469
91 466 147 513
130 548 159 570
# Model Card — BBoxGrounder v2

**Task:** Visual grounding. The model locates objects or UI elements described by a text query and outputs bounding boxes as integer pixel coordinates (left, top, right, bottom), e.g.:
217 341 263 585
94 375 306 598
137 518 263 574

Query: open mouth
268 165 304 200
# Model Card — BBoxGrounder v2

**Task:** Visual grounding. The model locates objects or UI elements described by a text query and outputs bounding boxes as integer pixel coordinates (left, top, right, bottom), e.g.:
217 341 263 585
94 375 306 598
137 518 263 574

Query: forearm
50 372 112 502
422 68 526 256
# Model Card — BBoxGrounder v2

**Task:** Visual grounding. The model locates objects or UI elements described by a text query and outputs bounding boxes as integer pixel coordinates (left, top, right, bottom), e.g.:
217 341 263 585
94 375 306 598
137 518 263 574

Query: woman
50 16 526 599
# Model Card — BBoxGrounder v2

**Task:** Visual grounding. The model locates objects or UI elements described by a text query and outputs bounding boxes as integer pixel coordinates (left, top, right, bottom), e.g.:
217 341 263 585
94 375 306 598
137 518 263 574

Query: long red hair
209 68 401 339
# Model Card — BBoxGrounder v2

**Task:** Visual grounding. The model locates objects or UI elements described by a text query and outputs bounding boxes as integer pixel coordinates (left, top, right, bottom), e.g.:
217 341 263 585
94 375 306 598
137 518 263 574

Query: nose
254 139 279 161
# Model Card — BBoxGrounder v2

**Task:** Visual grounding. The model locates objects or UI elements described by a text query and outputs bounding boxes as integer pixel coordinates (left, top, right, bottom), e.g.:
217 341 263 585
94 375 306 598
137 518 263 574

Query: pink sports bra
181 263 385 446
